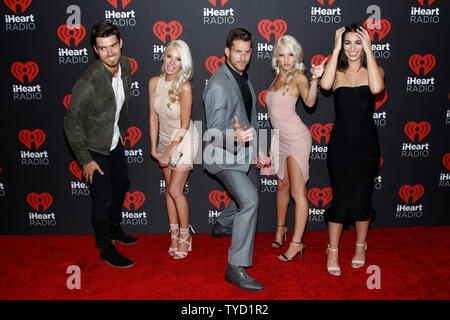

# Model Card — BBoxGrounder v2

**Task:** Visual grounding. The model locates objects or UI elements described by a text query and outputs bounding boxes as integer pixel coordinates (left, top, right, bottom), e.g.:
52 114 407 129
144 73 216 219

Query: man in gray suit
203 28 266 292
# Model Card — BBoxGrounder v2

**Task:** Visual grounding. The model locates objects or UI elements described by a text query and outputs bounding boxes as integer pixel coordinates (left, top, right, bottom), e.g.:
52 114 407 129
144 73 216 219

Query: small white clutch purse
156 142 183 167
169 148 183 167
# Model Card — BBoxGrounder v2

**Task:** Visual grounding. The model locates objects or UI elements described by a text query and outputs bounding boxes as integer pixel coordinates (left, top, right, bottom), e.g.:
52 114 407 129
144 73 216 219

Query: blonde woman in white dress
149 40 199 259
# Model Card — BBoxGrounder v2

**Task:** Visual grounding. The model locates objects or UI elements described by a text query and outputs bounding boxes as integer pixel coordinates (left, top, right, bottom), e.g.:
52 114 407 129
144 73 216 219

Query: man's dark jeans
89 143 129 249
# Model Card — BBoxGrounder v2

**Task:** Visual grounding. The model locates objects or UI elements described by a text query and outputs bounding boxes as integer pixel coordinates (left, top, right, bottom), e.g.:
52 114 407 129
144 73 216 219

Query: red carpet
0 226 448 300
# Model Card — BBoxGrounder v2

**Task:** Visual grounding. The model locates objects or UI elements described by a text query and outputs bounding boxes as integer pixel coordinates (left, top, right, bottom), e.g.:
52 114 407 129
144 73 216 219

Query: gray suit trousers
215 165 261 267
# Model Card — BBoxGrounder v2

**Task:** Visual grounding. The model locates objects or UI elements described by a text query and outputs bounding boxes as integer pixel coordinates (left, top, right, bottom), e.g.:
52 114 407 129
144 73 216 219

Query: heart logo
19 129 46 150
128 57 138 75
307 187 332 207
205 56 226 74
63 94 71 110
27 192 53 211
442 153 450 171
209 190 231 210
417 0 435 5
258 19 287 42
122 126 142 148
106 0 132 9
57 24 86 47
69 161 82 181
404 121 431 142
3 0 32 13
316 0 336 5
123 191 145 210
364 19 391 42
409 54 436 76
399 185 424 204
310 54 331 67
310 123 333 144
11 61 39 83
258 90 267 109
261 162 276 177
208 0 229 6
375 90 387 110
153 21 183 44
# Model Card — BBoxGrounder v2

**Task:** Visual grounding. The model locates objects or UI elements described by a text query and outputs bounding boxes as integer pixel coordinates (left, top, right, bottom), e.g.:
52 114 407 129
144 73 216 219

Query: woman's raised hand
334 27 346 52
355 26 373 54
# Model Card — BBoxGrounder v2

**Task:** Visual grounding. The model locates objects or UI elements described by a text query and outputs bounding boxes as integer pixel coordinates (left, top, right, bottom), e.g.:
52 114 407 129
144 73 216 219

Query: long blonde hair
271 35 306 94
160 39 193 108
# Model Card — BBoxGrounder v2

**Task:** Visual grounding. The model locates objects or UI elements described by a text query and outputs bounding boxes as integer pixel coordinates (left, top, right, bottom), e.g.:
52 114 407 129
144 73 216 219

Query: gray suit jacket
203 64 258 174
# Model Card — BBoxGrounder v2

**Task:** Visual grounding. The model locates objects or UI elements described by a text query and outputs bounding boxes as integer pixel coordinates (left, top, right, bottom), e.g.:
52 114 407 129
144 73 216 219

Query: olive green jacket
63 56 132 165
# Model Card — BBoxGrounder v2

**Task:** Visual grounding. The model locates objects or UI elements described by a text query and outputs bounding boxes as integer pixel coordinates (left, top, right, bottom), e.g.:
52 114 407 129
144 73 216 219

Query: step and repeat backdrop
1 0 449 235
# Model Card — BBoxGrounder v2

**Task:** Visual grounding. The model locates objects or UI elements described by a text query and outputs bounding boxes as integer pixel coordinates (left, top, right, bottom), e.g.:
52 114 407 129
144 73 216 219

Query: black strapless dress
325 85 380 223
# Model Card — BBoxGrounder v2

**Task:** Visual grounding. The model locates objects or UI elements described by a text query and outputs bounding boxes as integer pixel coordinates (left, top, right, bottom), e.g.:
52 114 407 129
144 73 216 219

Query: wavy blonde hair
271 35 306 94
160 39 193 108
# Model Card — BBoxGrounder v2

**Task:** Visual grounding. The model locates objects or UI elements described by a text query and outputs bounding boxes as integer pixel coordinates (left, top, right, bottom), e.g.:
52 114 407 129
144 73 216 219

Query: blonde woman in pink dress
266 35 325 262
149 40 199 259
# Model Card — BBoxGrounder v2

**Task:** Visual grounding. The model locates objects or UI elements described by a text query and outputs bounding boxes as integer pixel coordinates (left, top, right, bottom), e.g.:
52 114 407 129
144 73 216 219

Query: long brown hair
337 23 367 72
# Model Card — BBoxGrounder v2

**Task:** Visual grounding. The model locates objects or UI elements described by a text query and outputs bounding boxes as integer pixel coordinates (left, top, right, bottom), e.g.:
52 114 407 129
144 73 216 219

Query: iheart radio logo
258 19 287 42
404 121 431 142
409 54 436 76
307 187 332 207
310 123 333 144
19 129 45 150
27 192 53 211
399 184 424 204
317 0 336 5
11 61 38 83
123 191 145 210
63 94 71 109
417 0 435 5
363 19 391 42
261 162 276 177
205 56 226 74
69 161 82 180
4 0 32 13
107 0 132 8
153 21 183 44
128 57 138 75
375 90 387 110
57 24 86 47
122 126 142 147
311 54 330 67
209 190 231 210
208 0 229 6
443 153 450 171
258 90 267 109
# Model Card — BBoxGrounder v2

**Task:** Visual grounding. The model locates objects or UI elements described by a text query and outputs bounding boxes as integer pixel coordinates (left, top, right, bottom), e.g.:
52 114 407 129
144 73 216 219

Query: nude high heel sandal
173 226 194 260
168 224 179 256
351 242 367 268
326 245 341 276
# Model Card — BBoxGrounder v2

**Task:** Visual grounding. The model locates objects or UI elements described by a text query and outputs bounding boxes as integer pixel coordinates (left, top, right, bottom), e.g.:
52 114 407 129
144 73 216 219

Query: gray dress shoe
225 264 264 292
212 221 232 238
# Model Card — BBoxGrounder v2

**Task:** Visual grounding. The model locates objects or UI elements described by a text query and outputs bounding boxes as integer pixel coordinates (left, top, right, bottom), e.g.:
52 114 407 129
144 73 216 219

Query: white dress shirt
110 64 125 150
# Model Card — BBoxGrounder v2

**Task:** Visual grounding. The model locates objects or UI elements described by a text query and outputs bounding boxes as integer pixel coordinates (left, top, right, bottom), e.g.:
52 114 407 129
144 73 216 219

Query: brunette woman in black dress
320 23 384 276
